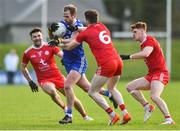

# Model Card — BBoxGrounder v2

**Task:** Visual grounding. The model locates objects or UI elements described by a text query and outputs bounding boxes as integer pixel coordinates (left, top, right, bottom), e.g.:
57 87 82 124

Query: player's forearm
61 39 71 43
62 39 79 50
62 31 79 44
21 66 32 82
130 52 147 59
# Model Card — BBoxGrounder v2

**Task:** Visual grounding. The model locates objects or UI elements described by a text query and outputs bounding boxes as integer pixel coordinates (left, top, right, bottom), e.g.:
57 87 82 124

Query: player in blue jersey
48 4 117 124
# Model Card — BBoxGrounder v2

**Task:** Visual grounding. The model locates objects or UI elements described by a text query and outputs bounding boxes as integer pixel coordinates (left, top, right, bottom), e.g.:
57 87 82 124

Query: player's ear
72 14 76 19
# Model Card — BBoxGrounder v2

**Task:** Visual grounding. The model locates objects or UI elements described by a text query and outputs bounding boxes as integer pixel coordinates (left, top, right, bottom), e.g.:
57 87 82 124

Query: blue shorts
64 56 87 75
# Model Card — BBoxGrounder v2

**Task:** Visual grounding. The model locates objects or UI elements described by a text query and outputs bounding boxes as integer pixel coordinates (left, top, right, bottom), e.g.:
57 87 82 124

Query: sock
119 104 128 115
105 107 115 118
165 116 172 121
66 108 72 117
143 102 149 110
103 90 112 97
119 104 125 111
64 106 68 114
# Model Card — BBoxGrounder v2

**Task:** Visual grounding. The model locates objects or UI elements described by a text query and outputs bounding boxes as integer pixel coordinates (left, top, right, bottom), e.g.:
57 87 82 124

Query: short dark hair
131 22 147 32
84 9 98 24
29 27 42 37
64 4 77 16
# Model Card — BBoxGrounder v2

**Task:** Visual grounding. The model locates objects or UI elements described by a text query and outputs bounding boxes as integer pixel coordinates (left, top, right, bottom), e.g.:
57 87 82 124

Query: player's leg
59 70 81 124
88 74 119 125
60 70 94 123
77 74 117 107
74 96 93 121
126 77 150 106
126 77 155 122
58 87 93 121
99 88 118 109
107 75 131 124
150 80 175 124
41 82 66 110
76 74 90 92
64 70 80 108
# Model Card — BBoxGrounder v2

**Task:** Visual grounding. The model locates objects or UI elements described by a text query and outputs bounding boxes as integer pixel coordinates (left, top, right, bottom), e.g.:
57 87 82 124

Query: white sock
166 118 173 122
64 106 68 113
109 111 115 118
144 104 150 110
122 109 128 116
67 113 73 118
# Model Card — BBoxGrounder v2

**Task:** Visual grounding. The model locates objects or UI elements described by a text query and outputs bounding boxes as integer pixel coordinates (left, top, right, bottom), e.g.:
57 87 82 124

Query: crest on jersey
45 51 49 55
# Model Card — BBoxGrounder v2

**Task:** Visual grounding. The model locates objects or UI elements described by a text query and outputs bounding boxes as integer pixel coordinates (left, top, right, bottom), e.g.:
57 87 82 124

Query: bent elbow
144 54 149 58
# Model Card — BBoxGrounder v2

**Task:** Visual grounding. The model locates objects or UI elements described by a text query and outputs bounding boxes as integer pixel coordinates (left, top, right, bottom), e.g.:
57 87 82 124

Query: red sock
165 116 171 119
105 107 113 114
143 102 149 107
119 104 125 111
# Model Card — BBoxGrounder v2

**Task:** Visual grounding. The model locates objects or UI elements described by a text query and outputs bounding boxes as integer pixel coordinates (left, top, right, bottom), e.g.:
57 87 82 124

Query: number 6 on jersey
99 31 111 44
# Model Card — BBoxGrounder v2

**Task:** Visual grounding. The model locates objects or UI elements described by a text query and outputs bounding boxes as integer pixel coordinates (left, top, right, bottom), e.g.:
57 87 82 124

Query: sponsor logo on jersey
40 59 47 66
30 55 36 58
37 51 42 57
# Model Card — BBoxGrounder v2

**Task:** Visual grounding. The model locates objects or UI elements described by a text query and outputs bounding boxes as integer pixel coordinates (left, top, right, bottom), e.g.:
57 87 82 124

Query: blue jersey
60 19 87 74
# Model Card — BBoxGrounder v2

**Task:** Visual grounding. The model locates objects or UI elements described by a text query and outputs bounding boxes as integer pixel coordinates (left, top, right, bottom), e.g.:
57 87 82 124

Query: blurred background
0 0 179 85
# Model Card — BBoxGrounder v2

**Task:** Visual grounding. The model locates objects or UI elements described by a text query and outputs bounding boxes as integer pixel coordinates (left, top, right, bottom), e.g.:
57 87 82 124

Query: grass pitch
0 81 180 130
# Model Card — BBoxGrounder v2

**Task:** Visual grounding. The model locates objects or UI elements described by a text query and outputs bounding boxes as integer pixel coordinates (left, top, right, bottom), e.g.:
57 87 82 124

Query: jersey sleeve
144 40 154 47
143 40 155 49
76 31 86 44
52 46 60 55
22 52 29 65
75 20 83 27
77 23 83 27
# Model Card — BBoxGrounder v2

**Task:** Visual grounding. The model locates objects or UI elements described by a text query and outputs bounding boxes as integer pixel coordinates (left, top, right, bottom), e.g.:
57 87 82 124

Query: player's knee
150 94 159 102
49 90 57 97
126 83 133 93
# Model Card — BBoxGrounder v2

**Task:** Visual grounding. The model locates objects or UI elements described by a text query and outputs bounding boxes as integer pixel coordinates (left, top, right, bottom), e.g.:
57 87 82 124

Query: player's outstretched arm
130 46 153 59
21 63 38 92
120 46 153 60
63 39 80 50
67 25 87 32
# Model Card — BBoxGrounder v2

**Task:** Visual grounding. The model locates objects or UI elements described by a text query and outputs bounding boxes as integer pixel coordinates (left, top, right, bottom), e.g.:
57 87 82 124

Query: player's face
31 32 43 47
63 10 75 24
132 28 143 41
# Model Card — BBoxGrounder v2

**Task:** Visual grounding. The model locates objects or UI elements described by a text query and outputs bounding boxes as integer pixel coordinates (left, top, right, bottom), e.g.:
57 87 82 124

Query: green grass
0 81 180 130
